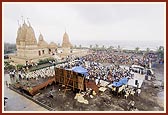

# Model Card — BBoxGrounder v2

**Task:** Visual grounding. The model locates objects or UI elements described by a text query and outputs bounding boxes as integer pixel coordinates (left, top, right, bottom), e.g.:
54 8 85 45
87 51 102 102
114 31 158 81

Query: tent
120 77 128 85
72 66 88 76
112 81 123 87
112 77 128 87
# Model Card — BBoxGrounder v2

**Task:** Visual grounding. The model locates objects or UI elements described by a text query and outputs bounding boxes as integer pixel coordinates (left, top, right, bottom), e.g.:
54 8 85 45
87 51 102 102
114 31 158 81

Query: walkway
3 74 48 111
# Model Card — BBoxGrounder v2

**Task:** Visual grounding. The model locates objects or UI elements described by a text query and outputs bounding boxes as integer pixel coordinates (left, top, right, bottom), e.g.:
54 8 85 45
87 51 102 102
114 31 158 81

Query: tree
95 44 99 49
79 44 82 48
146 48 150 53
74 45 77 48
157 46 164 58
57 43 61 48
108 46 114 50
135 47 140 53
4 61 15 71
89 45 92 49
16 64 24 70
102 45 105 49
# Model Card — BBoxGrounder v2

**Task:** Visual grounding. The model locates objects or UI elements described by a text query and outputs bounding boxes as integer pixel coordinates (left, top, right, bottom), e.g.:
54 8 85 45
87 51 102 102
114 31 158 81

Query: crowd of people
54 50 160 98
81 50 155 68
9 66 55 83
8 49 159 98
58 54 135 85
25 66 55 80
58 50 156 84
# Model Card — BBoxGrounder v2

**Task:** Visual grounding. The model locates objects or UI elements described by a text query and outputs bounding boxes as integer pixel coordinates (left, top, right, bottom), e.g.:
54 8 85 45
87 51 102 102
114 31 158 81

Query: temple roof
16 21 37 45
49 42 57 48
62 32 72 48
38 34 48 47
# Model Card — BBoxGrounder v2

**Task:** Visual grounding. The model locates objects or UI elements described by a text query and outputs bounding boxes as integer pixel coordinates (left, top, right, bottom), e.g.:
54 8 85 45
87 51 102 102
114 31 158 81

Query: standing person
128 100 135 111
137 88 141 96
49 89 54 98
4 97 8 111
5 81 8 87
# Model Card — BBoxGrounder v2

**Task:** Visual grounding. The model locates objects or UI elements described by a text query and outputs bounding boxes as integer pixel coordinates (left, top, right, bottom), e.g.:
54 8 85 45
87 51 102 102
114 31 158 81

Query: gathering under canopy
72 66 88 76
112 77 128 87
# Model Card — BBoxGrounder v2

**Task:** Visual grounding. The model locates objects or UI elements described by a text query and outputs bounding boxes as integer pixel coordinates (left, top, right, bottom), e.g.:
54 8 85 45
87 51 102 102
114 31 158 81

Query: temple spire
27 17 31 26
17 20 20 27
21 15 24 24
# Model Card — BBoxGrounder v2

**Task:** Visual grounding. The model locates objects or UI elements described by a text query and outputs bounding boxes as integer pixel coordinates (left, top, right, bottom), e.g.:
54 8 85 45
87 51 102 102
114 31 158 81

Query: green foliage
157 46 164 58
102 45 105 49
74 45 77 48
4 42 16 54
135 47 140 53
38 58 55 65
146 48 150 53
4 61 15 71
108 46 114 50
16 64 24 70
79 44 82 48
95 44 99 49
89 45 92 49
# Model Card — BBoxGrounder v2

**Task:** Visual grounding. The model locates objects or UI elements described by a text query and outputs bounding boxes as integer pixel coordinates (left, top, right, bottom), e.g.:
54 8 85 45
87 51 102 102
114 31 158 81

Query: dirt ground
32 63 164 111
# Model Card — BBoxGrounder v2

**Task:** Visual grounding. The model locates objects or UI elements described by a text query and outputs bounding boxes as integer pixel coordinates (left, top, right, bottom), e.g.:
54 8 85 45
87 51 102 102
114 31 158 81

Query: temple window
39 51 41 56
49 49 51 54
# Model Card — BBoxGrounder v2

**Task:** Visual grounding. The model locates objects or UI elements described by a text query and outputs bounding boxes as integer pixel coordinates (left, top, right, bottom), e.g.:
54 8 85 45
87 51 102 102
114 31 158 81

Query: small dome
39 34 43 41
49 42 57 48
38 34 48 47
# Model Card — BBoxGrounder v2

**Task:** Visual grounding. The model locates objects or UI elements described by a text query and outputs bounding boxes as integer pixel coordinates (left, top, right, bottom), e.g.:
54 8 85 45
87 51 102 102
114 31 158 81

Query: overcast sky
3 2 165 45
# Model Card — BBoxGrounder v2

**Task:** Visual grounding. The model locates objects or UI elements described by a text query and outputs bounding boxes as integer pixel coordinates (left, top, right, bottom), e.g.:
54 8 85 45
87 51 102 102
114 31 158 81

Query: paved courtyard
3 74 48 111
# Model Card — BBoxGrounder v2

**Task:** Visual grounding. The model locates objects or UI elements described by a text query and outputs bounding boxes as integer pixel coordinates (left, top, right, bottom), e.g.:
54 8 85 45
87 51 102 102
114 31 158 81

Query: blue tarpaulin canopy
72 66 88 76
112 81 122 87
112 77 128 87
120 77 128 85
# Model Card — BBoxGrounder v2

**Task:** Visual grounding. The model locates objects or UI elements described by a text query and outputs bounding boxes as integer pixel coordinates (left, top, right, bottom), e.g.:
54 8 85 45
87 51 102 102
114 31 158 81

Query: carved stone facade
62 32 72 48
11 21 58 64
61 32 73 55
9 20 89 65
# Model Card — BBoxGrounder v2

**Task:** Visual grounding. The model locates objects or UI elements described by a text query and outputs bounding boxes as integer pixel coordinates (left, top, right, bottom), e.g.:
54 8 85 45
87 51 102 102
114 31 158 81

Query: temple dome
38 34 48 47
49 42 57 49
16 21 37 46
16 26 22 45
25 25 37 45
62 32 72 48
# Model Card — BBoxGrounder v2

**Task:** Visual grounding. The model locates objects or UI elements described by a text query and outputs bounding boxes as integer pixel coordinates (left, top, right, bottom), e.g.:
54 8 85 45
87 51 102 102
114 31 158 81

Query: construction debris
74 93 89 104
90 95 94 98
99 80 110 87
99 87 107 92
92 91 96 96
